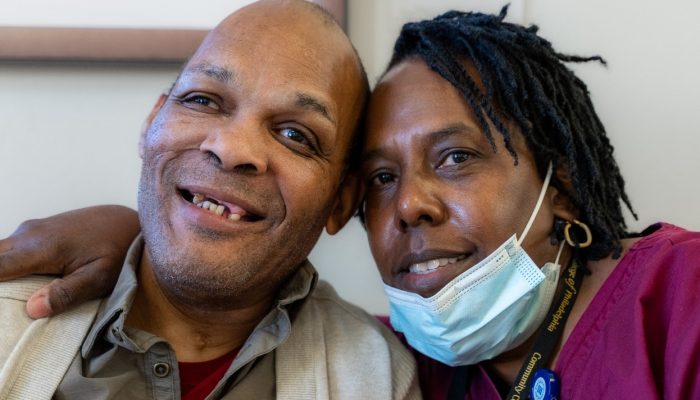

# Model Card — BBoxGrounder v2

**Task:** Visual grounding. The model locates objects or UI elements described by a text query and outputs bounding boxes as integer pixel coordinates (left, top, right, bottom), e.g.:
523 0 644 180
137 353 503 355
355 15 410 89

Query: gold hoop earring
564 219 592 248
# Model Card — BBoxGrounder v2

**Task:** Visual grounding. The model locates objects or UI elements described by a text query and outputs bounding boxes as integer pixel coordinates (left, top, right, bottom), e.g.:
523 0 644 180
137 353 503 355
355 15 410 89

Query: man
0 1 419 399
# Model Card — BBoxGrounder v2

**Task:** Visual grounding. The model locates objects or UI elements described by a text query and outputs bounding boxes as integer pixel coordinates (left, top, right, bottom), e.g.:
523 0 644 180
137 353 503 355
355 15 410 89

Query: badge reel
530 369 560 400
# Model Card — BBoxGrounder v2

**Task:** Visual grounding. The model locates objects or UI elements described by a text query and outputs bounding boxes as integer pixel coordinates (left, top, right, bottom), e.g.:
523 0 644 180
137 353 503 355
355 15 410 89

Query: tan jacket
0 273 420 400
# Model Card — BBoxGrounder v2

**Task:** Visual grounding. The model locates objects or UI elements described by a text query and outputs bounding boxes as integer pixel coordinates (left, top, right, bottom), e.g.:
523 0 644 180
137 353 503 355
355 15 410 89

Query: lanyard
448 259 584 400
505 259 583 399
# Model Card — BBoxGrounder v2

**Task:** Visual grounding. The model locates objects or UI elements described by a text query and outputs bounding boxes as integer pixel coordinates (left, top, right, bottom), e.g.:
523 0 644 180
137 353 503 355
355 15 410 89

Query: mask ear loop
554 240 565 266
517 162 554 247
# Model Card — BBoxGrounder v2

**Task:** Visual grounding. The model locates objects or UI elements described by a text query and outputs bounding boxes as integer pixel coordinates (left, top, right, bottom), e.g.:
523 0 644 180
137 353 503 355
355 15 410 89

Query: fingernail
27 293 53 319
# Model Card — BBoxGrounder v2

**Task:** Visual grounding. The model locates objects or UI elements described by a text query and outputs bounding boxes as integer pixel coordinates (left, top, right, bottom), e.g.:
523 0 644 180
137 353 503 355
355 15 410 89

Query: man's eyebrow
185 63 236 84
295 93 336 126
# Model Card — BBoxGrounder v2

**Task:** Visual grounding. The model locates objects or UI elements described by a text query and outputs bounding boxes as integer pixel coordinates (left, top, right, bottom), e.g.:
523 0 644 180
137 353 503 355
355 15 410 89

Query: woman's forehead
367 60 476 138
364 58 531 161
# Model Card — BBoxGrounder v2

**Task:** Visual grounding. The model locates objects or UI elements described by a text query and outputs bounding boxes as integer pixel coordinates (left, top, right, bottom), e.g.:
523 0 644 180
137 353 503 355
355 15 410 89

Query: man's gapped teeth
192 193 205 204
408 255 466 274
190 192 242 221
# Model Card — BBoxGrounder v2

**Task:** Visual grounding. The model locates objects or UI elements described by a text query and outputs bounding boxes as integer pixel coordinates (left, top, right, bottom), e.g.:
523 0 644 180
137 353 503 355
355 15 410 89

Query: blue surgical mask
383 163 562 366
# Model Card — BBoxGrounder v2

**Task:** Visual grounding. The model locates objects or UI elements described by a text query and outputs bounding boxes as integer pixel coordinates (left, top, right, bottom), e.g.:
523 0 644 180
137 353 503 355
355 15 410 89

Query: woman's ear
549 162 578 222
139 93 168 159
325 172 364 235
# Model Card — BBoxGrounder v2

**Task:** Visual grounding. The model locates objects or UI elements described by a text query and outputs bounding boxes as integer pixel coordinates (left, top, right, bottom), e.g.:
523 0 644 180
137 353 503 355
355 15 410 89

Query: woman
343 8 700 399
2 7 699 399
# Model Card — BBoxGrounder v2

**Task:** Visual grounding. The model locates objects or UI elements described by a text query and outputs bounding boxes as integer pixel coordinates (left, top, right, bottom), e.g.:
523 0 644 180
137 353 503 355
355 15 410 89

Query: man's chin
148 253 258 306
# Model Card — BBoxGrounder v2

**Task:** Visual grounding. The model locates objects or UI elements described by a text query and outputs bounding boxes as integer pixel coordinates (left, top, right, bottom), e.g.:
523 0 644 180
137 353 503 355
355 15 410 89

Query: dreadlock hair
381 5 636 261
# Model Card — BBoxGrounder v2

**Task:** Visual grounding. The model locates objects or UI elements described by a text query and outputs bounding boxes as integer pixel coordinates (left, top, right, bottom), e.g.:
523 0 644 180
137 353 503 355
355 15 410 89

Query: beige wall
1 0 698 314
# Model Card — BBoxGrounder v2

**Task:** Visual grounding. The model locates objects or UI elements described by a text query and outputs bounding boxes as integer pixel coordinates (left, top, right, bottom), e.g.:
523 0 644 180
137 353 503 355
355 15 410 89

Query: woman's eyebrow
427 123 475 142
360 123 476 166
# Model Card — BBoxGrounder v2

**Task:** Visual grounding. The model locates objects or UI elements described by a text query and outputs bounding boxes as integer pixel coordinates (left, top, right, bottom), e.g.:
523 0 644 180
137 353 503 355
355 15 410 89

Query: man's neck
125 254 274 362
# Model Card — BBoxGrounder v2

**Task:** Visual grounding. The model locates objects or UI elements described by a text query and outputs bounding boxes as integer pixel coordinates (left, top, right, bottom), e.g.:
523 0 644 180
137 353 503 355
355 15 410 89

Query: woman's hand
0 205 139 318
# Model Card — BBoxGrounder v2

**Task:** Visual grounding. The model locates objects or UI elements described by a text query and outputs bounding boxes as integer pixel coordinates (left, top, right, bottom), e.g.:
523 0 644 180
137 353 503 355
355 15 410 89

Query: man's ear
549 162 578 222
138 93 168 159
325 172 364 235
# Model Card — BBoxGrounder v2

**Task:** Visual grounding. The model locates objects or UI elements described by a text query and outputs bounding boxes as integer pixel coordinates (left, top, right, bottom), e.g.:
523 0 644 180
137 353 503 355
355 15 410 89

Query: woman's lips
394 253 474 298
407 255 467 274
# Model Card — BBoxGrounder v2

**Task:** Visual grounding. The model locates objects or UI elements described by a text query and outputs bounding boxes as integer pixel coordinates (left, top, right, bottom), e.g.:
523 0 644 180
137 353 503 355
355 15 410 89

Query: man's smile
178 188 264 222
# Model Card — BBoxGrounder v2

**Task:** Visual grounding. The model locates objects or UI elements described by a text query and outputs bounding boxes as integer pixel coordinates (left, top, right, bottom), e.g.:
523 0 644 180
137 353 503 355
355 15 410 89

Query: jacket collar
81 234 318 358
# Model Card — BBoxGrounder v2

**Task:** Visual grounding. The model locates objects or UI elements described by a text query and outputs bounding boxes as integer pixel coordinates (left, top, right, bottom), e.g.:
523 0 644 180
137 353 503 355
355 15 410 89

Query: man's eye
182 95 220 111
439 150 472 168
281 127 309 145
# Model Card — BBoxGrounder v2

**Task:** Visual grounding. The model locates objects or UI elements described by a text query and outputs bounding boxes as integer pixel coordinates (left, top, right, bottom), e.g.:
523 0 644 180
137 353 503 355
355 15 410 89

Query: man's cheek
145 117 205 153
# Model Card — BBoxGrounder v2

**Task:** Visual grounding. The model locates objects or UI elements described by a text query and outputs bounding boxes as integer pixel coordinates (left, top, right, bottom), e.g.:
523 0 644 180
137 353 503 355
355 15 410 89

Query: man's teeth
190 193 242 221
408 256 466 274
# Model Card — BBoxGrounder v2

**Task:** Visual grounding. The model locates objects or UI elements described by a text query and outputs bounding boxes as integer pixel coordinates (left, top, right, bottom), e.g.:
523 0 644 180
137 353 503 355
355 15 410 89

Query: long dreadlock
380 5 636 261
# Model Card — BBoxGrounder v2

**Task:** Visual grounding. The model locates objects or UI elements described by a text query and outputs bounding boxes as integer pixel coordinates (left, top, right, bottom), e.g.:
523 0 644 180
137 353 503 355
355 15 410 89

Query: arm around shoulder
0 205 138 318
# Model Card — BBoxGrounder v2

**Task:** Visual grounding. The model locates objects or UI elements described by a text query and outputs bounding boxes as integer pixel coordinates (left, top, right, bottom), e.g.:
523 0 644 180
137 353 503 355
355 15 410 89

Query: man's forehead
218 0 336 40
177 61 337 130
196 0 354 72
177 0 364 143
193 5 344 77
235 0 337 23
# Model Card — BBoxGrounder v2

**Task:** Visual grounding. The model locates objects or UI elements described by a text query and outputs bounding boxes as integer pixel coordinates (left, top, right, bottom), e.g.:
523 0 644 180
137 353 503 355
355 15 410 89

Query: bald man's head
189 0 368 162
137 0 370 306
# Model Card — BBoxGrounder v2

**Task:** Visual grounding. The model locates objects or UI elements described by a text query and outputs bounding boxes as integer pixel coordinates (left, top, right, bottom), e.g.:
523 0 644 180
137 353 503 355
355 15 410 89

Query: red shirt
179 348 239 400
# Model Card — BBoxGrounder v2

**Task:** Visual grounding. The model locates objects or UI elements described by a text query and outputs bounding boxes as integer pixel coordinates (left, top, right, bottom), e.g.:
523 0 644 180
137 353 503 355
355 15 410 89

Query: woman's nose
394 178 447 231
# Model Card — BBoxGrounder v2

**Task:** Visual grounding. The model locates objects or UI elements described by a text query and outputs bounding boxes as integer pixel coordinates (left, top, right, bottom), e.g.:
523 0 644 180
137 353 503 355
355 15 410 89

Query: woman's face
360 59 565 298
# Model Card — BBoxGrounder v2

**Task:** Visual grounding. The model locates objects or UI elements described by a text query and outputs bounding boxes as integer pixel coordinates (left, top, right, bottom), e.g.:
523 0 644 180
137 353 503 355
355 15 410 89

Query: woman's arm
0 205 139 318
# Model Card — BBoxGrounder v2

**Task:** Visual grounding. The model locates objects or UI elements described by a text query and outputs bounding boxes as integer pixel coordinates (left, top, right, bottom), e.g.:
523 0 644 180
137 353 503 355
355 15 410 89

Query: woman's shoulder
627 222 700 251
599 223 697 288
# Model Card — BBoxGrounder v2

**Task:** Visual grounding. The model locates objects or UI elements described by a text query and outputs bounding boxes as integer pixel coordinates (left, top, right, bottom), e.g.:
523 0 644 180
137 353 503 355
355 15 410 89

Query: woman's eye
439 150 472 168
183 95 220 111
370 172 395 186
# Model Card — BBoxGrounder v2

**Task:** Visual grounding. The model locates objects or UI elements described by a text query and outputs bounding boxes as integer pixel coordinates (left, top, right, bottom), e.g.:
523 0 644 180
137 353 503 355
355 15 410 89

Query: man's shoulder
306 280 385 327
0 275 53 301
0 277 102 399
302 279 406 350
303 280 415 347
0 275 53 362
0 277 48 369
282 279 420 399
0 276 60 391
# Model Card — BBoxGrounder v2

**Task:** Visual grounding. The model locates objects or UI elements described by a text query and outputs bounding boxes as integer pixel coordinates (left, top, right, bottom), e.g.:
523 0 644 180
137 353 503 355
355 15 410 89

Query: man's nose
199 118 269 174
394 178 447 231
